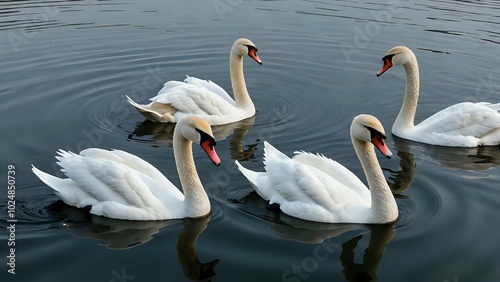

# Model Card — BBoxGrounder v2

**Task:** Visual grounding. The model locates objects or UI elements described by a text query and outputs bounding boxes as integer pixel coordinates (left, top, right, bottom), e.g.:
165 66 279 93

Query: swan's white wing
79 148 178 191
292 152 370 201
151 81 236 119
78 149 184 207
183 76 235 105
34 150 184 220
262 143 368 206
237 142 370 222
415 102 500 146
32 165 94 207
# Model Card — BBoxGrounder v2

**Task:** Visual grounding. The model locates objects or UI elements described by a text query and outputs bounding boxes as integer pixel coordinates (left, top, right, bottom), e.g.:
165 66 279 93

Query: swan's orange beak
371 136 392 159
377 56 393 77
248 48 262 65
201 140 221 166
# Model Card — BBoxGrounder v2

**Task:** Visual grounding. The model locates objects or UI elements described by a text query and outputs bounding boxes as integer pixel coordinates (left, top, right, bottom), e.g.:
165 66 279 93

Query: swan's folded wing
57 150 183 209
261 143 366 207
417 102 500 138
262 142 368 203
79 148 179 192
292 151 370 201
183 76 235 105
151 83 235 117
77 149 184 206
263 157 368 222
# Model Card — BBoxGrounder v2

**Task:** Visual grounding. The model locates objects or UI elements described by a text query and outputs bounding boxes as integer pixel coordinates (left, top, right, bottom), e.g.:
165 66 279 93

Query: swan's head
232 38 262 65
351 115 392 159
177 116 221 166
376 46 415 77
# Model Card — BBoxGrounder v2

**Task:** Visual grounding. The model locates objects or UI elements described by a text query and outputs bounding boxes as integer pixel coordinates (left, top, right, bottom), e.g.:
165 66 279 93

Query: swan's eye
196 129 216 150
365 126 387 141
382 54 394 62
246 45 258 53
377 54 395 77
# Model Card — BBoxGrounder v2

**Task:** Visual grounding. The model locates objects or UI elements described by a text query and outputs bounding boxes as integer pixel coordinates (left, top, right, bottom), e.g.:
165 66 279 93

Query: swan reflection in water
392 135 500 171
129 116 257 161
238 192 395 281
48 201 219 281
382 140 417 199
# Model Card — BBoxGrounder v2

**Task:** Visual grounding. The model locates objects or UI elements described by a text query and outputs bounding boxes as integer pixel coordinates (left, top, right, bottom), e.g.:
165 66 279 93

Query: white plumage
236 115 398 224
127 38 262 125
377 46 500 147
32 116 220 221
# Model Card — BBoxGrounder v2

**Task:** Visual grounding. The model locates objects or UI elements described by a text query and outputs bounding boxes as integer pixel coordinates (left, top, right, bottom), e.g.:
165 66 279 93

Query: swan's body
32 116 221 221
127 38 262 125
236 115 398 224
377 46 500 147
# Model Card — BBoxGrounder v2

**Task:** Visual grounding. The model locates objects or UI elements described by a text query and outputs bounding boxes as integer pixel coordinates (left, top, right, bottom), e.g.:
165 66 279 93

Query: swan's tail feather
126 95 150 111
235 160 260 187
263 141 289 162
126 95 175 123
32 165 65 193
32 165 94 207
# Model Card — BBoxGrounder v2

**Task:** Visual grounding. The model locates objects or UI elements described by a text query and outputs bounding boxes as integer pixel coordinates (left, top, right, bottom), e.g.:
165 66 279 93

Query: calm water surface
1 0 500 281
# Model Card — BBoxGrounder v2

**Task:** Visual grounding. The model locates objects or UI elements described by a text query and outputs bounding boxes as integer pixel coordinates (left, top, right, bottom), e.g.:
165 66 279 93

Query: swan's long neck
352 138 398 223
393 54 420 133
173 133 210 218
230 53 254 111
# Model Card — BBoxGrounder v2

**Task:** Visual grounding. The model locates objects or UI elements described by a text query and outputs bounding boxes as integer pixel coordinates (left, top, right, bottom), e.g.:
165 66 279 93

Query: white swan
377 46 500 147
32 116 221 221
127 38 262 125
235 115 398 224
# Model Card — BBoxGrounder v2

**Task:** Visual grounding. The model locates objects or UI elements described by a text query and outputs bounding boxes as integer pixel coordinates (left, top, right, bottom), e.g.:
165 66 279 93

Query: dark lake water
1 0 500 281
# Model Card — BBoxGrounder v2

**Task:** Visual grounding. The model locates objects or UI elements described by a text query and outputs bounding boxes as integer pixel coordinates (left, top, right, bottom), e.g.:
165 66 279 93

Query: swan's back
150 77 250 125
378 45 500 147
32 149 184 220
292 151 370 201
236 142 372 223
407 102 500 146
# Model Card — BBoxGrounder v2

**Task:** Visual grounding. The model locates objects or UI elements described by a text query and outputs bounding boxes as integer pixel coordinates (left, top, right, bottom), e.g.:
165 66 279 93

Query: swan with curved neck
127 38 262 125
377 46 500 147
236 115 398 224
32 116 221 220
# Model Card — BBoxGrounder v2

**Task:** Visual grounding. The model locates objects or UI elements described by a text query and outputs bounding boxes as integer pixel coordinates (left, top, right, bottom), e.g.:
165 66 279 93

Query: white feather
127 38 261 125
32 116 218 221
34 149 181 220
235 117 398 225
381 46 500 147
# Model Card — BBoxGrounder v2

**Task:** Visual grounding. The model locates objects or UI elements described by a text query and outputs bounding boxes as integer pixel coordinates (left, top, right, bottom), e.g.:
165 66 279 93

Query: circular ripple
0 183 64 237
394 204 414 228
206 198 227 224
